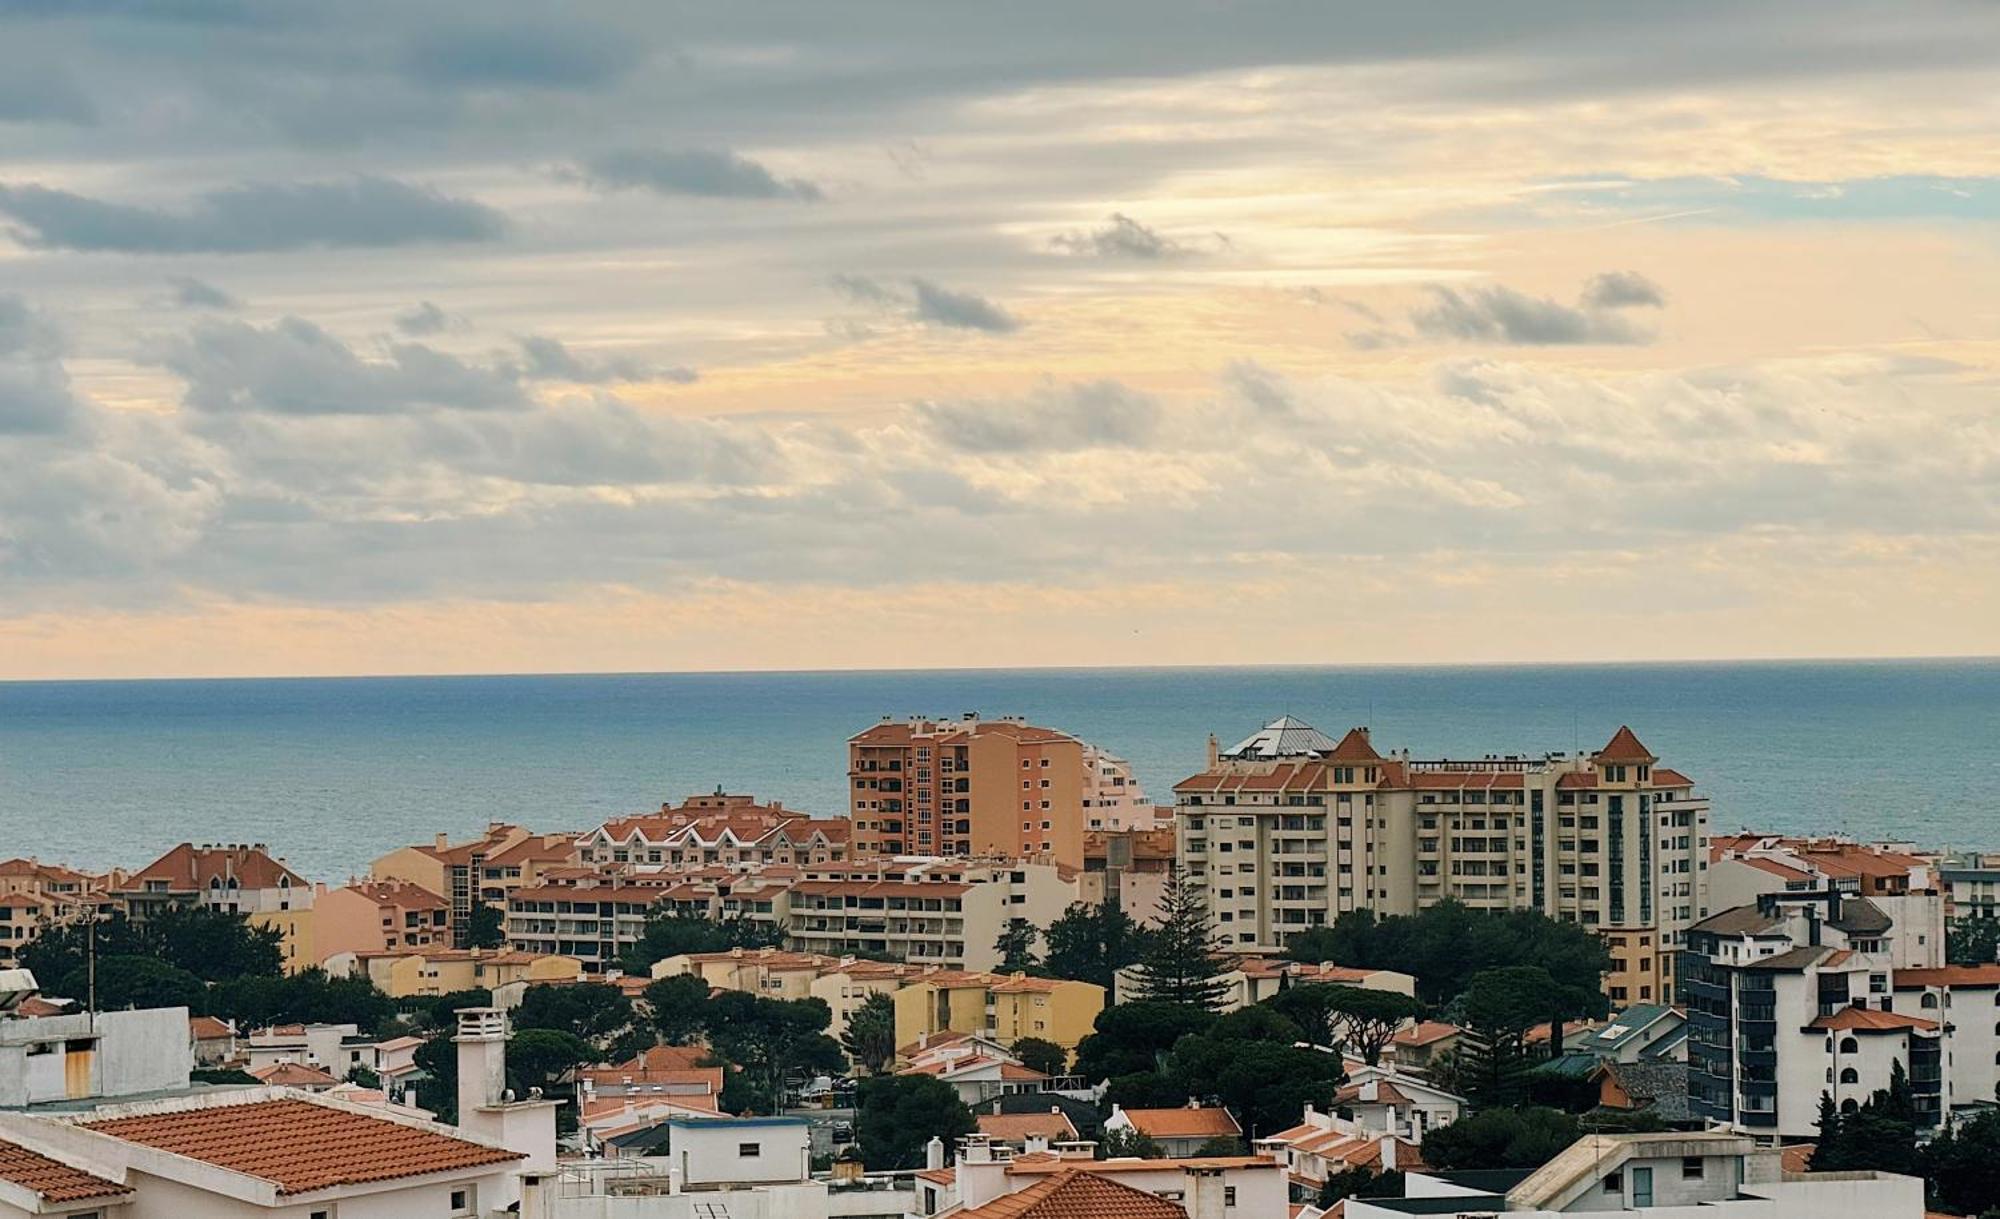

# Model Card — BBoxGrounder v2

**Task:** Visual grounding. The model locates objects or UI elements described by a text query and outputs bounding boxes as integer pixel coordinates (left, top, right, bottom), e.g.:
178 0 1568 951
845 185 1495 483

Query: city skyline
4 2 2000 679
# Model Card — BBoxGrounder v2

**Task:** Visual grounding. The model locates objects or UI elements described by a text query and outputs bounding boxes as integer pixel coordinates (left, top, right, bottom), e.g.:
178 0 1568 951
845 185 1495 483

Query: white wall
674 1121 811 1187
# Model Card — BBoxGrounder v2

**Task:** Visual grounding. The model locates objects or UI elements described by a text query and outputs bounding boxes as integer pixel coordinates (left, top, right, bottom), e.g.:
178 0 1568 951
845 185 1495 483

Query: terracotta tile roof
1896 965 2000 989
1780 1144 1815 1173
1731 857 1814 882
1594 726 1656 762
959 1168 1189 1219
0 1137 131 1203
917 1167 958 1186
1393 1021 1460 1047
249 1062 341 1087
1807 1008 1939 1033
188 1015 235 1040
978 1112 1079 1143
1117 1105 1240 1139
1651 768 1693 787
82 1098 522 1195
345 878 449 909
1326 728 1384 764
120 843 308 893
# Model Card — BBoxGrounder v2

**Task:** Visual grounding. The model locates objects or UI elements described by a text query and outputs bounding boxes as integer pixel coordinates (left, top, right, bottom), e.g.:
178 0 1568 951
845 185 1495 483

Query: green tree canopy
464 902 505 950
1074 1000 1216 1082
1097 1128 1164 1159
995 918 1041 974
1012 1036 1070 1078
1043 900 1150 991
59 955 204 1012
841 991 898 1074
1948 916 2000 968
1271 984 1419 1064
27 907 283 994
206 968 398 1033
704 991 845 1113
1285 902 1610 1013
642 973 712 1046
507 1028 597 1100
619 913 782 974
1422 1107 1582 1171
1163 1024 1345 1138
512 982 636 1048
1127 873 1230 1012
856 1075 975 1170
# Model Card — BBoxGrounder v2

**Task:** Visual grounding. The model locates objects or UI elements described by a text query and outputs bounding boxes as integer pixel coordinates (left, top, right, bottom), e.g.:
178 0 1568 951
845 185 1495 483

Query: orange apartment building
849 714 1138 870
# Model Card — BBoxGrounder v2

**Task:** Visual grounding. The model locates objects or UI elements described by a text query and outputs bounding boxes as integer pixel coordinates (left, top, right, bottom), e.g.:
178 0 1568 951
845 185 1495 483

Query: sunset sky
3 2 1998 678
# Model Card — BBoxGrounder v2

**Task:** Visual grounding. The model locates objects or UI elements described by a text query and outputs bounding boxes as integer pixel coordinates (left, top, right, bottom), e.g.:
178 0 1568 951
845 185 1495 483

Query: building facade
1174 720 1709 997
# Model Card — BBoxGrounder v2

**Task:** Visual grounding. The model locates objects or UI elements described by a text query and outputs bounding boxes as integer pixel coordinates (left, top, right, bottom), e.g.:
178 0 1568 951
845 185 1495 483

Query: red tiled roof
188 1015 235 1040
958 1169 1190 1219
0 1137 131 1203
120 843 308 893
978 1112 1079 1143
1780 1144 1815 1173
250 1062 341 1087
1327 728 1383 764
1117 1106 1240 1139
1393 1021 1460 1047
1896 965 2000 989
82 1098 523 1195
345 878 448 910
1595 726 1656 762
1807 1008 1938 1033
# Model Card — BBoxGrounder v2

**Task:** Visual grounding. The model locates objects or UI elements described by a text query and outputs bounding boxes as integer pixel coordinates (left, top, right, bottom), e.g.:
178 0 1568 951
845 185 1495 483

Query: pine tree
1129 872 1230 1012
995 918 1041 973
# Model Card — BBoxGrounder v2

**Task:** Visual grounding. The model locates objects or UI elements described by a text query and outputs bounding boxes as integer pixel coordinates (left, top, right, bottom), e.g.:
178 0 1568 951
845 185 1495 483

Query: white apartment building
1682 889 1957 1140
1175 720 1710 995
1081 745 1162 832
1342 1131 1923 1219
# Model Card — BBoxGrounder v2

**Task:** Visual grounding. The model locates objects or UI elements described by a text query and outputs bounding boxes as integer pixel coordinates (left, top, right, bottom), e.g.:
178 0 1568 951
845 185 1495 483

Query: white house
1101 1103 1241 1158
950 1138 1284 1219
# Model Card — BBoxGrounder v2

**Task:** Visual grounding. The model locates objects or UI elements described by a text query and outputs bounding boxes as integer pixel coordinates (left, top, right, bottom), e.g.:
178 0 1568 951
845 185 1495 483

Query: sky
2 2 1999 679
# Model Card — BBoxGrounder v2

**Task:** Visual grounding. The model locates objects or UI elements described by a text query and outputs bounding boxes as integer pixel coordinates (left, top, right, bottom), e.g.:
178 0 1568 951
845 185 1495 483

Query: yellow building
892 971 1105 1054
338 947 581 998
650 947 842 1000
251 906 319 976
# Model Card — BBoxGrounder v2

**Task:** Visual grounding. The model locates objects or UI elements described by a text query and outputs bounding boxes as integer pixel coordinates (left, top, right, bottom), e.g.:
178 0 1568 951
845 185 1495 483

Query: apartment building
1077 829 1174 926
503 879 678 973
333 947 582 998
576 793 851 871
1082 745 1163 832
1681 889 1955 1140
314 878 450 963
0 861 114 970
1174 719 1709 997
785 859 1080 972
850 714 1142 870
1711 835 1937 915
374 823 552 947
891 971 1106 1053
111 843 319 972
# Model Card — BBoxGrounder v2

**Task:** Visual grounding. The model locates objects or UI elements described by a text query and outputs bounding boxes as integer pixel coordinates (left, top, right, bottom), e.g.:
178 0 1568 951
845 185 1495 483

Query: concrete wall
0 1008 192 1107
673 1120 811 1187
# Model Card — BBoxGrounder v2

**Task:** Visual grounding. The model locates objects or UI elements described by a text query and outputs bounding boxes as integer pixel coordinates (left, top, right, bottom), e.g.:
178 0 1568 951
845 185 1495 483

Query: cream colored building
329 947 582 998
649 947 843 999
785 859 1079 972
892 972 1105 1053
1175 721 1710 999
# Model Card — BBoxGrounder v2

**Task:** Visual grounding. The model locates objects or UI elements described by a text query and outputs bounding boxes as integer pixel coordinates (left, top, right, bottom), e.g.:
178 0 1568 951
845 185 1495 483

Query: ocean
3 659 1998 883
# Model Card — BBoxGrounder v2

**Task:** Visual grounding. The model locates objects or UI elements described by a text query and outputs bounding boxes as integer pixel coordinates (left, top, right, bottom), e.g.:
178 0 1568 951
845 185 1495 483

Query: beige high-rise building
849 714 1141 870
1174 718 1710 998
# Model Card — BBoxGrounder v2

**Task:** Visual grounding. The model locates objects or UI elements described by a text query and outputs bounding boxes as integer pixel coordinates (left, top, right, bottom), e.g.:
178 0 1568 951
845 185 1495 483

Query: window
449 1187 476 1216
1682 1156 1705 1180
1603 1170 1622 1191
1224 1187 1237 1207
1839 1037 1859 1054
740 1142 762 1157
1839 1067 1859 1084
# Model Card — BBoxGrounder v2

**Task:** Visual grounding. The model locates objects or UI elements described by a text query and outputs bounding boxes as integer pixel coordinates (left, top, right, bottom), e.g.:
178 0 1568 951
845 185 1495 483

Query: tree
619 913 782 974
60 956 204 1011
1074 1000 1216 1082
995 918 1041 974
704 992 845 1113
1193 1135 1245 1156
1098 1128 1164 1159
207 968 397 1033
513 982 636 1048
1318 1166 1403 1208
1814 1063 1923 1178
1043 900 1149 991
1104 1071 1194 1111
414 1033 460 1123
1268 983 1417 1063
1127 872 1229 1012
1164 1025 1345 1138
1949 916 2000 967
856 1075 974 1169
1422 1107 1581 1171
1458 966 1570 1108
1287 901 1611 1013
27 907 283 998
410 988 494 1032
1922 1107 2000 1216
464 902 505 950
508 1028 596 1105
841 992 898 1074
643 974 712 1046
1012 1036 1069 1078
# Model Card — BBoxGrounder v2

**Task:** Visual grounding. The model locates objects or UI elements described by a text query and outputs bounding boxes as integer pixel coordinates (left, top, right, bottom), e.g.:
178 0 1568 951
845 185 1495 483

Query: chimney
1189 1169 1227 1219
1207 734 1220 768
435 833 451 851
1379 1136 1398 1172
926 1136 946 1170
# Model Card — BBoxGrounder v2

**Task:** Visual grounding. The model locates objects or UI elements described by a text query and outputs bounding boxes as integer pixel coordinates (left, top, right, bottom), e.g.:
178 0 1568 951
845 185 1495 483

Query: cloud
166 276 240 311
832 275 1022 333
405 22 641 90
0 295 82 435
1406 273 1665 346
0 61 95 124
568 149 822 201
1580 270 1666 309
394 301 449 336
0 177 505 253
162 317 525 415
917 381 1162 452
516 335 697 385
1050 213 1197 259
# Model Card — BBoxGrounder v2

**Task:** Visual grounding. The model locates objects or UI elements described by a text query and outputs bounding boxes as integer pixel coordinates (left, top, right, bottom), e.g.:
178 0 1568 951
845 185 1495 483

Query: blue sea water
3 660 1998 883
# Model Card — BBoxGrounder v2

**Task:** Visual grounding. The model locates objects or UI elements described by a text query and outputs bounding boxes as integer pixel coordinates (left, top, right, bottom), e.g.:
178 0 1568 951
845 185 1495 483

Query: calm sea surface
3 660 1998 882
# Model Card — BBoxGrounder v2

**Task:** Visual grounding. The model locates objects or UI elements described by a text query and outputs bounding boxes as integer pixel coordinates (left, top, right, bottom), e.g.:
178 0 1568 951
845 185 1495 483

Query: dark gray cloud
517 335 697 385
833 275 1022 333
167 276 240 310
394 301 449 336
405 21 642 90
1408 274 1665 345
570 149 823 201
163 317 525 415
1050 213 1195 259
918 380 1160 452
0 177 505 254
1581 270 1667 309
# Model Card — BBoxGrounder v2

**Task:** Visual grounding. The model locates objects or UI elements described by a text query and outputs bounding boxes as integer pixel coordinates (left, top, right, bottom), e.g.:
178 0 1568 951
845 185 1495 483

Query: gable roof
1807 1007 1939 1033
0 1137 131 1204
1116 1105 1240 1139
82 1097 523 1196
978 1112 1079 1144
120 843 308 893
957 1169 1190 1219
1326 727 1384 764
1594 726 1656 763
